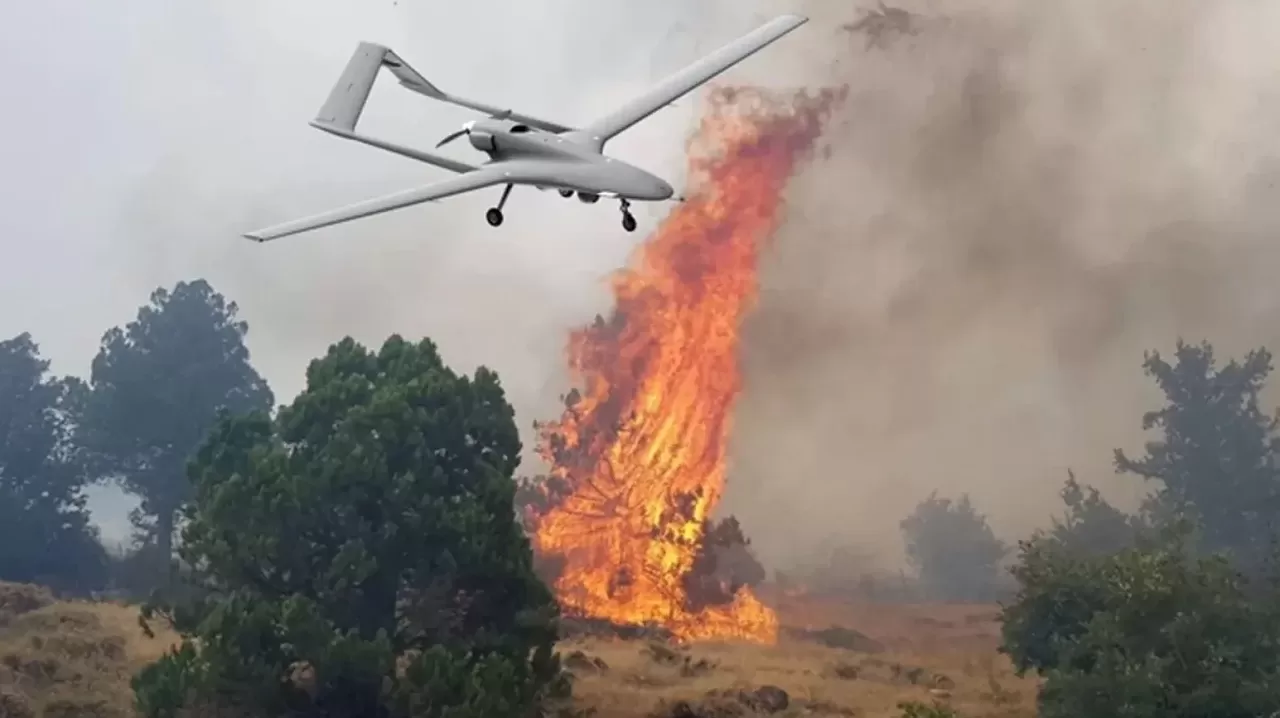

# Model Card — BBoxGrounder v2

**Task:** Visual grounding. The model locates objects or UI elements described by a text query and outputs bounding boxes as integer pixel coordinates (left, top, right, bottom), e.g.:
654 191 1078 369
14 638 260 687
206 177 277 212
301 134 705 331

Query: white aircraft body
243 14 809 242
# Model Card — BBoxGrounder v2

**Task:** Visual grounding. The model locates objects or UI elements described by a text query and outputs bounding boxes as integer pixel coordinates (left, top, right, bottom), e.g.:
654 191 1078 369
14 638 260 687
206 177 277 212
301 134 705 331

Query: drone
243 14 809 242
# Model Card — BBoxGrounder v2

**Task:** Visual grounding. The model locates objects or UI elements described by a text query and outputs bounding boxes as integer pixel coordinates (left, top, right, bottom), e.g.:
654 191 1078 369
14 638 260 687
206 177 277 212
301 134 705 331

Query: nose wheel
486 183 513 227
620 199 637 233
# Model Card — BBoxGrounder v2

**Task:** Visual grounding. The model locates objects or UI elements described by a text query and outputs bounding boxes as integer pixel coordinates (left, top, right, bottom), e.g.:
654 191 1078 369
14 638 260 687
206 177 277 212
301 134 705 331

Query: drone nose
625 169 675 201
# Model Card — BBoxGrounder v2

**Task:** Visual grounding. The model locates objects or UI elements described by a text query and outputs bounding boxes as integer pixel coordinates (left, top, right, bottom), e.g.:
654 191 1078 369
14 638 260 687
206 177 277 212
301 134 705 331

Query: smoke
723 0 1280 571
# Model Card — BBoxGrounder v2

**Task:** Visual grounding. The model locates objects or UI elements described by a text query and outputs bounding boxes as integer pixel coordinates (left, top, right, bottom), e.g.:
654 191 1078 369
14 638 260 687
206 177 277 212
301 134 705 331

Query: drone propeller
434 110 514 149
435 120 476 149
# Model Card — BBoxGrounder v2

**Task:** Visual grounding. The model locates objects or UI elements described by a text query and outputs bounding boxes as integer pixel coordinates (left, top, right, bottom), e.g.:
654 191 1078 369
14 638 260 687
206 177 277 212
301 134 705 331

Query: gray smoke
721 0 1280 571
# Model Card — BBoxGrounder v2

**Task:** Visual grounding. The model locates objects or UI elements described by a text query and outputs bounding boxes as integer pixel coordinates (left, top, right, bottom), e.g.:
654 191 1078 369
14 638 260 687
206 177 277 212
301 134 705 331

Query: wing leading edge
242 169 510 243
577 14 808 148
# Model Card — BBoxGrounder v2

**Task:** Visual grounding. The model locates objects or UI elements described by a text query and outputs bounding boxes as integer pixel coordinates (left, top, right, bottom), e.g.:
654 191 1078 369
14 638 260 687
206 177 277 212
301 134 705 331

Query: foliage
1000 526 1280 717
682 515 767 611
515 474 574 530
105 541 176 601
133 335 568 718
1114 340 1280 575
897 701 963 718
0 333 107 592
900 492 1008 601
81 279 273 568
1044 470 1144 557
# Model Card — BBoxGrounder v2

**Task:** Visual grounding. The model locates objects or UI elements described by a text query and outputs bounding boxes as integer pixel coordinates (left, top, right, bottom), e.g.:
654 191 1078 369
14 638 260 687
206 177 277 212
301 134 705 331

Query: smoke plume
723 0 1280 571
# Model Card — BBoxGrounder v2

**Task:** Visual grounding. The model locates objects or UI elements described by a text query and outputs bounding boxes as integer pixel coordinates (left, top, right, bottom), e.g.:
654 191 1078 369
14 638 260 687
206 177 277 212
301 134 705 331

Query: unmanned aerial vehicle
243 14 808 242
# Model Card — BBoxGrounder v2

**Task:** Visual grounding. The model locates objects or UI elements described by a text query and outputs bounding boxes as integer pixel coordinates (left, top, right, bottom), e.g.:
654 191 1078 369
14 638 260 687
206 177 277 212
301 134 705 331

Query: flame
530 86 842 643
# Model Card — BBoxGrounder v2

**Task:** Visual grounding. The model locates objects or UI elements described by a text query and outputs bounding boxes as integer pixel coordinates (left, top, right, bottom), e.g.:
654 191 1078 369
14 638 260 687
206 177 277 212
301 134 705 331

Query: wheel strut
619 199 637 232
485 184 514 227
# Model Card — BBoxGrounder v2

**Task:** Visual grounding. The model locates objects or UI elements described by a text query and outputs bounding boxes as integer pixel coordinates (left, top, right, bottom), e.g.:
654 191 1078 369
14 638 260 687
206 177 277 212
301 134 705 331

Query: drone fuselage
464 117 675 202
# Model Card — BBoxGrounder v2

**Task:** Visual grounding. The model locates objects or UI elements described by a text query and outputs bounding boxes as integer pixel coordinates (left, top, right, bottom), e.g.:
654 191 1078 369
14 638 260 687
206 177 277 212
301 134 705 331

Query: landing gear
559 188 574 198
620 199 637 232
486 183 513 227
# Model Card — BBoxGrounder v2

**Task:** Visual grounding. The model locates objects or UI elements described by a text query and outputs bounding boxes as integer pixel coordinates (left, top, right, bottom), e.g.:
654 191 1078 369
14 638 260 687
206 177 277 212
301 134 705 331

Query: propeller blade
435 129 468 148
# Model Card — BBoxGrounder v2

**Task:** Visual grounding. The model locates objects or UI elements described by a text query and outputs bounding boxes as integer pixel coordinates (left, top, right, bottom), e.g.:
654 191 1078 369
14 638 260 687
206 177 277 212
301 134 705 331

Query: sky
1 0 794 545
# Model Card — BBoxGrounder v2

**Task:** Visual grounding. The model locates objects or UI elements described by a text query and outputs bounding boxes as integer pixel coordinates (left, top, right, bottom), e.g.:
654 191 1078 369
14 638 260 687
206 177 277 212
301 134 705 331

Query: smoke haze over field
724 0 1280 570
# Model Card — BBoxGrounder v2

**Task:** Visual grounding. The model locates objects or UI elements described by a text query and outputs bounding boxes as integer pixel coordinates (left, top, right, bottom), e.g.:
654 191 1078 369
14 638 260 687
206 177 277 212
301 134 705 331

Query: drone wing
577 14 808 148
243 169 509 243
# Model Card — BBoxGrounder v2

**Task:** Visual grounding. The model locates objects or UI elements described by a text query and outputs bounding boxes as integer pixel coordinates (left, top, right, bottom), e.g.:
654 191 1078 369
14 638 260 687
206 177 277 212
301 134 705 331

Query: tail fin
313 41 576 137
315 42 389 131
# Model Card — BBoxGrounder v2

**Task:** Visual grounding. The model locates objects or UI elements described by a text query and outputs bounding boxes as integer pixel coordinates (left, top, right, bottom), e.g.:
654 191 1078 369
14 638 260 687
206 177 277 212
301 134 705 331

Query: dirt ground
0 582 1038 718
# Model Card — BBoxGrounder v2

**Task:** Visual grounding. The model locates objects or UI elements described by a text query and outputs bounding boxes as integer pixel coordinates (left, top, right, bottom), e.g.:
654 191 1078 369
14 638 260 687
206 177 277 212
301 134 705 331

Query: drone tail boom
309 43 477 174
310 121 477 174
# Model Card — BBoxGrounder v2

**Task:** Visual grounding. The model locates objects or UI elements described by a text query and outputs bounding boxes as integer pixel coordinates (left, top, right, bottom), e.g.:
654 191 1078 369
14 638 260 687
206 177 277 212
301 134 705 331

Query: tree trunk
156 508 175 586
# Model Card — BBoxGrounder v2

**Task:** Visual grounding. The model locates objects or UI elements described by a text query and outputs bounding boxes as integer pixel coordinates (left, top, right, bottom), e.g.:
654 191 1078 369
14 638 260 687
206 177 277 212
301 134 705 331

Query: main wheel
559 189 574 198
485 208 504 227
622 212 637 232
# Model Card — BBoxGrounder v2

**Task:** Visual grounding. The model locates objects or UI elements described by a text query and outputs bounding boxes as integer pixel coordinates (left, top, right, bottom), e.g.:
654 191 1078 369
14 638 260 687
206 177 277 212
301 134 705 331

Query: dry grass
566 600 1037 718
0 582 1036 718
0 582 177 718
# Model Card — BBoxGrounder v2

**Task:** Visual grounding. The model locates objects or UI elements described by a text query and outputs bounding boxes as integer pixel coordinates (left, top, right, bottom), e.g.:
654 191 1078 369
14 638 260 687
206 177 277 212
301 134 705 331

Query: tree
0 333 107 591
993 341 1280 716
133 335 567 718
81 279 273 568
1000 527 1280 717
900 492 1008 601
1044 470 1143 557
682 515 767 612
1114 340 1280 575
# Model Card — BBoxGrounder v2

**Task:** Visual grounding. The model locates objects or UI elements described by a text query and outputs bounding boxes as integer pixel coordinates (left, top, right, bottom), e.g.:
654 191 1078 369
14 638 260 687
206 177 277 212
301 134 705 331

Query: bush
1000 526 1280 717
682 516 767 611
900 492 1008 601
898 701 963 718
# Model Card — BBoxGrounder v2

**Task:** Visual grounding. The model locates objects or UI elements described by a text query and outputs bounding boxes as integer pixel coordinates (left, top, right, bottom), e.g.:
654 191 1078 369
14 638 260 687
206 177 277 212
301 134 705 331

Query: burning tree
524 86 843 643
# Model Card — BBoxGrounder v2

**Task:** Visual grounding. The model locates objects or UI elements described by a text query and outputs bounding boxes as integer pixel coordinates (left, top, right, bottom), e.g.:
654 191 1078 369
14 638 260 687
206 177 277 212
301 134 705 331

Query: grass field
0 582 1038 717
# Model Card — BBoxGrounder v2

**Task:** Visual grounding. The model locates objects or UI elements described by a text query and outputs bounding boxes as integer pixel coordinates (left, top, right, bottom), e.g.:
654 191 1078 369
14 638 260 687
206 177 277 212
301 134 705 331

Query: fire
530 86 842 643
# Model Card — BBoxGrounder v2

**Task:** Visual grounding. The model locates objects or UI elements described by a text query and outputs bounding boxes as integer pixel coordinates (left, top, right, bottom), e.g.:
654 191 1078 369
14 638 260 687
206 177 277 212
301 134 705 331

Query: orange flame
530 86 843 643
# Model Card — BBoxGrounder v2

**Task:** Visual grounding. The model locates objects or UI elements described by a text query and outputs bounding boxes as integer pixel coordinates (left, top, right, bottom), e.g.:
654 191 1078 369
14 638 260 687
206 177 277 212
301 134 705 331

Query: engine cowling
468 131 496 153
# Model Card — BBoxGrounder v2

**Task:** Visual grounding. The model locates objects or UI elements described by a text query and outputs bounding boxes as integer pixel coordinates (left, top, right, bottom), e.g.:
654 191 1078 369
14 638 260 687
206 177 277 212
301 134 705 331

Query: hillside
0 582 1037 718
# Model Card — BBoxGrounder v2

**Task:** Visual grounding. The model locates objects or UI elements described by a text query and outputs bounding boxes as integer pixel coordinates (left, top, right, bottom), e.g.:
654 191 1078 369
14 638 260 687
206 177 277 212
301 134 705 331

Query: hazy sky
2 0 793 544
